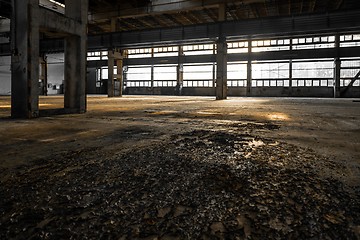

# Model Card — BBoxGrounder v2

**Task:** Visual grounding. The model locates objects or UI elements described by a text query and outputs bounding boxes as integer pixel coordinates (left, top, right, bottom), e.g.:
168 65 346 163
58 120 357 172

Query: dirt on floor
0 95 359 239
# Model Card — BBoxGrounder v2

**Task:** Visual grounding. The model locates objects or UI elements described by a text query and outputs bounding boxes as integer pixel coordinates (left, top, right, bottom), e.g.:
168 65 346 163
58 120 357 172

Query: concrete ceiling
0 0 360 35
86 0 358 34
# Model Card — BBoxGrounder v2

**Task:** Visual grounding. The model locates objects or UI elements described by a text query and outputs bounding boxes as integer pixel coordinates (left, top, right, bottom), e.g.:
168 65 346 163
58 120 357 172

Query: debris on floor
1 122 359 239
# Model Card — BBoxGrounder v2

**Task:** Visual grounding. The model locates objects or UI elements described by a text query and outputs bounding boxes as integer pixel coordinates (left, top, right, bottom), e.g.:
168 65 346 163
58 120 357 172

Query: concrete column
176 46 184 95
334 34 341 98
108 49 123 97
64 0 88 113
116 52 123 97
107 49 115 97
216 37 227 100
11 0 40 118
334 58 341 98
289 38 293 96
151 48 154 93
107 18 118 97
151 64 154 94
212 44 216 93
215 2 227 100
246 40 252 96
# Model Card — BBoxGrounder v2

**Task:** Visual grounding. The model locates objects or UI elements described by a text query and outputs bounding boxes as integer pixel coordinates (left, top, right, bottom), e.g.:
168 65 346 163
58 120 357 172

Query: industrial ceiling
1 0 360 36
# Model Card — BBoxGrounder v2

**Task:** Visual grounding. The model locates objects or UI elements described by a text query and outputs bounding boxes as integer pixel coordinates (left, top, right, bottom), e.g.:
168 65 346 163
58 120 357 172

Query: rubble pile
1 123 359 239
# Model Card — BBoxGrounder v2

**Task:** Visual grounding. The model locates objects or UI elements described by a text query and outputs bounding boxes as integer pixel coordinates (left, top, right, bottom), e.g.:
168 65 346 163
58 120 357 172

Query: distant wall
0 54 65 96
125 86 360 98
46 53 64 95
0 56 10 95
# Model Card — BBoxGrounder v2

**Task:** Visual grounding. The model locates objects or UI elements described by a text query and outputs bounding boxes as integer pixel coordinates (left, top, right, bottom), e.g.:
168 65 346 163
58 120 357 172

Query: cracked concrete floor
0 96 359 181
0 95 359 239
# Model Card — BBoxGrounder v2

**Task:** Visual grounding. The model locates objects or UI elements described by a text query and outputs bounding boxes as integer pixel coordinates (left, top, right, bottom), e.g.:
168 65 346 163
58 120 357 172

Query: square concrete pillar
107 50 115 97
108 49 123 97
117 56 123 97
11 0 40 118
246 40 252 96
334 58 341 98
64 0 88 113
176 46 184 96
216 37 227 100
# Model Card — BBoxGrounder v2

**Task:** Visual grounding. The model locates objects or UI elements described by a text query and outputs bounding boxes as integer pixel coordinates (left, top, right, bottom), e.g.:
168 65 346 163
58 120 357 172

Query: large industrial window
227 41 248 53
341 58 360 87
127 48 152 59
227 62 247 87
97 32 360 96
153 47 178 57
252 61 290 87
292 60 333 87
252 39 290 52
125 66 151 87
183 44 214 56
153 65 177 87
87 51 101 61
292 36 335 50
183 64 213 87
340 34 360 48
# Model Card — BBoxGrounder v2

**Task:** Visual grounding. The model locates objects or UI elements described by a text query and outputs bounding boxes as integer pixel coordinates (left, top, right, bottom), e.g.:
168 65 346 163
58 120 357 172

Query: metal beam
120 46 360 66
89 0 265 21
88 9 360 50
1 9 360 55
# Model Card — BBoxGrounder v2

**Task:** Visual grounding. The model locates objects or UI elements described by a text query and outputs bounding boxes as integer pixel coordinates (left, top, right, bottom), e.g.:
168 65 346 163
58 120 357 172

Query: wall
124 86 360 98
0 56 10 95
0 54 65 96
46 53 64 95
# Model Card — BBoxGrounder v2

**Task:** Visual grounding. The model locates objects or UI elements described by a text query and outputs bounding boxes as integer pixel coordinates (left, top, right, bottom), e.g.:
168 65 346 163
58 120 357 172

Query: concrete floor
1 96 359 180
0 95 359 238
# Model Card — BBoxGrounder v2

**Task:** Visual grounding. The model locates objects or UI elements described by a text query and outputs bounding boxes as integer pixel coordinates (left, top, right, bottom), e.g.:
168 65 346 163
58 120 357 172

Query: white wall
0 53 66 96
46 53 64 95
0 56 11 95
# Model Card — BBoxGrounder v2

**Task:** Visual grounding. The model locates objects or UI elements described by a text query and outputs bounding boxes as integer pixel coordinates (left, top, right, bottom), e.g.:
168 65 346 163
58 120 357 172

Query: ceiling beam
153 15 173 27
163 14 184 26
187 12 203 24
204 8 218 22
2 8 360 55
136 17 155 29
89 0 266 22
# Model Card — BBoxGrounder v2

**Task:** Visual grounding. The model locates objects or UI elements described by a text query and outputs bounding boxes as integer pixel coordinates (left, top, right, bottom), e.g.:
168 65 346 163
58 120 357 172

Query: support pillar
216 37 227 100
11 0 88 118
151 48 154 94
64 0 88 113
246 40 252 96
334 58 341 98
334 34 341 98
107 18 116 97
215 3 227 100
289 38 293 96
212 44 216 93
11 0 40 118
108 50 115 97
108 49 123 97
116 52 123 97
176 46 184 95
